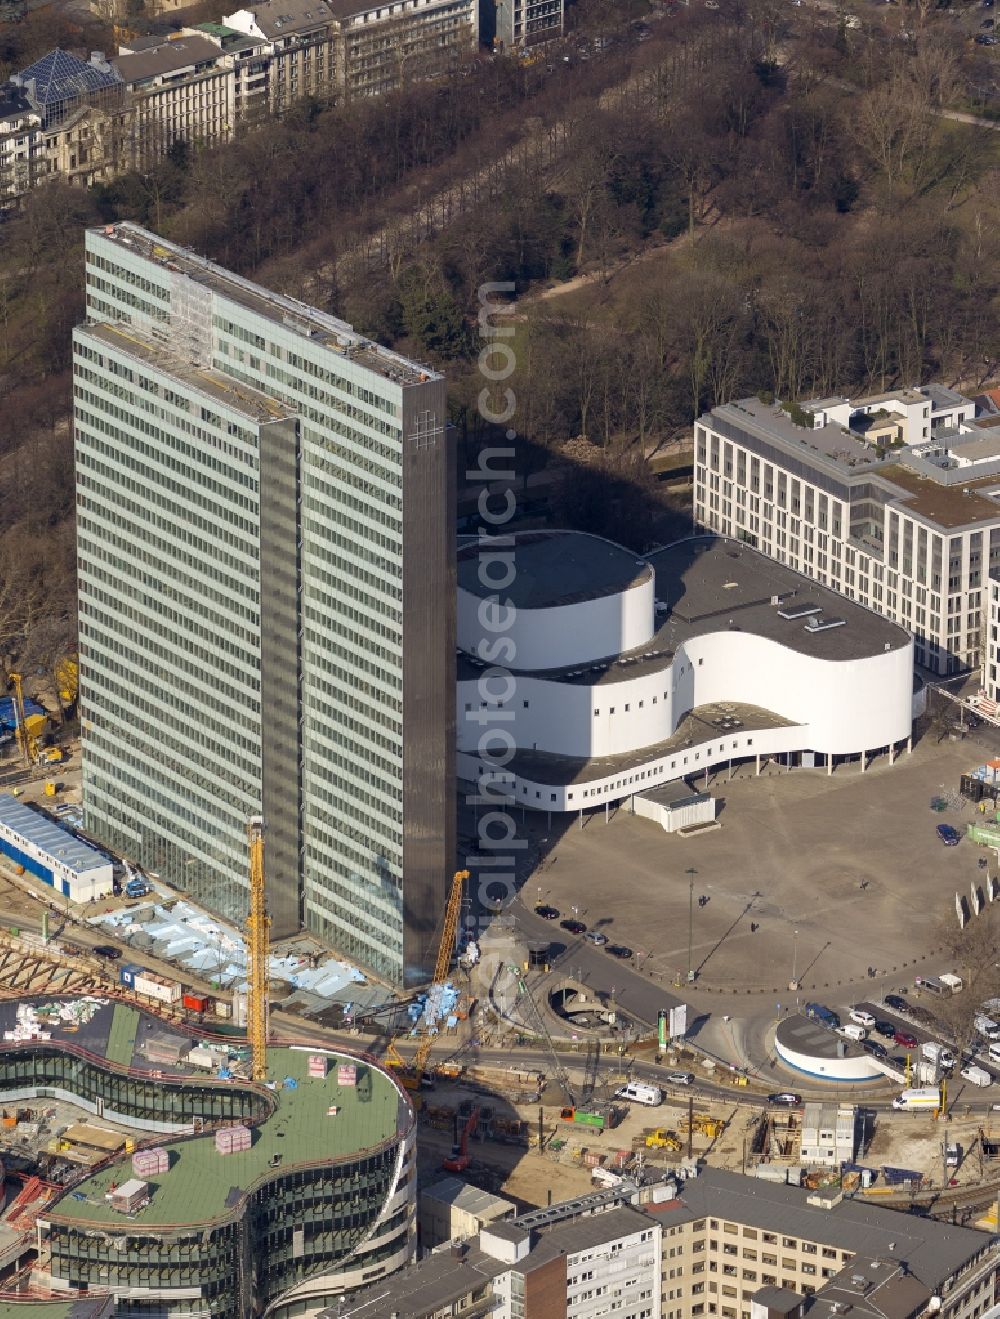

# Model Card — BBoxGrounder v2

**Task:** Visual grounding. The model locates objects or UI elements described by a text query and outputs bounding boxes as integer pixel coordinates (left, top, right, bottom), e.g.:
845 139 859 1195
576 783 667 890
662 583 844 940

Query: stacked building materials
110 1178 149 1212
215 1125 251 1156
308 1054 329 1079
133 1147 169 1177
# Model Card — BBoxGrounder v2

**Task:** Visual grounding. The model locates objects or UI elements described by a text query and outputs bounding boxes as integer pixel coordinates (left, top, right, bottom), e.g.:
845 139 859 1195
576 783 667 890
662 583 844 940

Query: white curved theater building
457 532 914 812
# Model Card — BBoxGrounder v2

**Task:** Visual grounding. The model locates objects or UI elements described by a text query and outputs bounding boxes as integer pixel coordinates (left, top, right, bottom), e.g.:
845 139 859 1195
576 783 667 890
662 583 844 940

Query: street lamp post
686 869 697 982
791 928 799 990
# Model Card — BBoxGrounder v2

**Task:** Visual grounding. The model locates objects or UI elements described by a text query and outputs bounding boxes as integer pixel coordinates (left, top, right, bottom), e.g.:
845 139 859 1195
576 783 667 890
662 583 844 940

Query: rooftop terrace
47 1045 406 1228
712 397 884 470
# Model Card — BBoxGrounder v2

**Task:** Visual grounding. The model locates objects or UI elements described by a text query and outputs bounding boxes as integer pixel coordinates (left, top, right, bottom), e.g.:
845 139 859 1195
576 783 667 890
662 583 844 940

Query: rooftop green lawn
105 1004 139 1067
52 1049 402 1228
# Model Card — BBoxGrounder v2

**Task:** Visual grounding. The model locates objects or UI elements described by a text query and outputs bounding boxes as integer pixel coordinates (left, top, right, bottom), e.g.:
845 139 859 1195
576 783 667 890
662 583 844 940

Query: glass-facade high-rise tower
74 223 455 986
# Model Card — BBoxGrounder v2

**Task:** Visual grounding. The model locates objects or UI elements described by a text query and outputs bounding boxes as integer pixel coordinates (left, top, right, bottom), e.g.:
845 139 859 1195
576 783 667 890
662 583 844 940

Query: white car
849 1008 876 1029
584 931 608 946
665 1071 695 1086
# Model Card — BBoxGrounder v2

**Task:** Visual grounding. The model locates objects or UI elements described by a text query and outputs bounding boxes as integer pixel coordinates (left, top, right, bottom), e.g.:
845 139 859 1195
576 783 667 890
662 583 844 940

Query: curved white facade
458 530 654 672
774 1026 883 1083
458 534 915 811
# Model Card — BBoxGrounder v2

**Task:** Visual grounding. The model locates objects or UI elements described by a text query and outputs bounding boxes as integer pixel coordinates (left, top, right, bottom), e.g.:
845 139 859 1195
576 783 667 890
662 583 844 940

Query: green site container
574 1111 606 1131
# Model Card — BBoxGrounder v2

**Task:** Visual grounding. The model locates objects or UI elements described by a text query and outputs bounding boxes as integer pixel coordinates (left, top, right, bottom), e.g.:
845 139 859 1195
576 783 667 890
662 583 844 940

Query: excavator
443 1106 480 1173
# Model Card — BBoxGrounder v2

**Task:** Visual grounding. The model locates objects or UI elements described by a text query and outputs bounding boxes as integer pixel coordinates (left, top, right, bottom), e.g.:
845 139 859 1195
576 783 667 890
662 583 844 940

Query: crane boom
410 868 469 1078
8 673 32 767
246 817 269 1083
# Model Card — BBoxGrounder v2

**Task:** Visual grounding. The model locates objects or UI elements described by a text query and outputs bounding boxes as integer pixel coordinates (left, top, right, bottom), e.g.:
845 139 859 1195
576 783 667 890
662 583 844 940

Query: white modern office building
456 531 913 813
692 386 1000 678
74 222 454 987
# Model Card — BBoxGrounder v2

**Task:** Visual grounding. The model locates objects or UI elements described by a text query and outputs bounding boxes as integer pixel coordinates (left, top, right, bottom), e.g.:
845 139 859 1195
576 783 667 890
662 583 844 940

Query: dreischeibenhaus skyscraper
74 222 455 986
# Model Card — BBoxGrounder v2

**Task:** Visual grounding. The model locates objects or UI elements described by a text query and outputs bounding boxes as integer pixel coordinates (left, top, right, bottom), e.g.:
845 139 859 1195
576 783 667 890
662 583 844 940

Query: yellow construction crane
387 868 470 1092
8 673 33 767
246 817 269 1084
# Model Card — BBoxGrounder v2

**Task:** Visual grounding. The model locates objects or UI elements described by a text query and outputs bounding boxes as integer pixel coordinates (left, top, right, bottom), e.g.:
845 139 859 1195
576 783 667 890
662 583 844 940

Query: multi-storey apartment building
0 0 477 206
694 386 1000 675
334 1169 998 1319
113 34 235 165
0 85 41 203
1 49 126 196
222 0 341 110
335 0 478 97
651 1168 998 1319
73 222 454 986
490 0 563 50
338 1201 662 1318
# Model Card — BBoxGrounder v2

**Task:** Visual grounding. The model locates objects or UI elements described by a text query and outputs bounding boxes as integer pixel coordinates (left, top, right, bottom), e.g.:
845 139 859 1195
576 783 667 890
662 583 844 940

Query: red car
894 1029 918 1049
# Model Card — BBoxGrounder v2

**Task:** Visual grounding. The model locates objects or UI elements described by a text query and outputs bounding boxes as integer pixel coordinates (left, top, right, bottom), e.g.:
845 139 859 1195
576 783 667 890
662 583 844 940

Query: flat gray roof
0 796 109 877
811 1258 932 1319
922 383 969 412
422 1176 513 1219
775 1013 867 1062
503 702 797 788
709 397 883 470
332 1243 502 1318
113 35 223 82
677 1168 992 1290
646 538 908 664
459 535 908 687
753 1286 804 1312
457 531 650 610
92 224 441 388
80 321 291 425
635 779 707 808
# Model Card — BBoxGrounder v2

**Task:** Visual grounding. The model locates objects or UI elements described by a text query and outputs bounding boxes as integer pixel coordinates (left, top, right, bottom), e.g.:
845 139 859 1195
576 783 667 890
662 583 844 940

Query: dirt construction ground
525 730 995 994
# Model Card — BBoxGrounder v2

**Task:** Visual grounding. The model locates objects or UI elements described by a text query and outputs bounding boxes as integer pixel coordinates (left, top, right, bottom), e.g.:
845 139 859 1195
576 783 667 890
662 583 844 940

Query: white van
961 1063 992 1088
921 1041 956 1070
892 1087 941 1110
988 1041 1000 1067
837 1023 867 1042
975 1014 1000 1042
615 1082 662 1106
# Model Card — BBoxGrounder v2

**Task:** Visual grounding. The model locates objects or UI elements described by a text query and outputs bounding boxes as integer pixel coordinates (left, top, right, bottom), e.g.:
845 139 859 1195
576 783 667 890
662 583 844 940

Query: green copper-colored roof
49 1048 403 1229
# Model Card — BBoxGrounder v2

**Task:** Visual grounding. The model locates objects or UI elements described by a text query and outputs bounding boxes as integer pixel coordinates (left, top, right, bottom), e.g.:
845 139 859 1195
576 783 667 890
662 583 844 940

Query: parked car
894 1029 919 1049
885 994 908 1012
585 931 608 946
875 1020 897 1039
666 1071 695 1086
850 1007 877 1028
976 32 998 42
936 823 961 846
768 1092 802 1107
606 944 633 959
92 945 121 960
837 1023 868 1042
534 904 560 920
560 919 586 935
863 1039 888 1060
